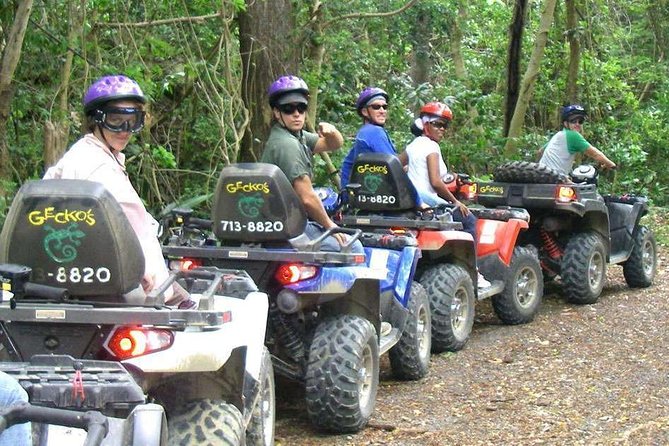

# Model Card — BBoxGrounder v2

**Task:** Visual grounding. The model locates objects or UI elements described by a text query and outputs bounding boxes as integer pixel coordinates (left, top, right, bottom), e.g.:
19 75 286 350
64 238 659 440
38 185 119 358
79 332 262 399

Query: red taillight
169 258 202 271
556 186 577 203
105 327 174 360
275 264 319 285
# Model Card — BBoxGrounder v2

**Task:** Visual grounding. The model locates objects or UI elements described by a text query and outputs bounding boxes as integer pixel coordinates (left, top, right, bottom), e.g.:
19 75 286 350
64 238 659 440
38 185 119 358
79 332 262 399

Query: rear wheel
562 232 607 304
420 263 475 352
389 281 431 380
167 399 243 446
623 225 657 288
492 246 543 324
305 315 379 433
246 347 275 446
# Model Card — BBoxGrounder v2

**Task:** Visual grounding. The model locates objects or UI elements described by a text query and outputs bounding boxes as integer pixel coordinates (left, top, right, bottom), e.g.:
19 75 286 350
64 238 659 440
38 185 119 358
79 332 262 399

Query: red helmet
420 102 453 121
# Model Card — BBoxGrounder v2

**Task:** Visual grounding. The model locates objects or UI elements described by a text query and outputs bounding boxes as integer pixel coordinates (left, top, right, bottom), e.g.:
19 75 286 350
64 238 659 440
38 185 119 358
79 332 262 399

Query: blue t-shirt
340 123 397 189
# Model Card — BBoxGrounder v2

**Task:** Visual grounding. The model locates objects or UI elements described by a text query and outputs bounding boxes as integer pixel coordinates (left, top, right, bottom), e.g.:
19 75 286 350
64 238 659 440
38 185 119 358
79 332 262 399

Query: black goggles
95 107 146 133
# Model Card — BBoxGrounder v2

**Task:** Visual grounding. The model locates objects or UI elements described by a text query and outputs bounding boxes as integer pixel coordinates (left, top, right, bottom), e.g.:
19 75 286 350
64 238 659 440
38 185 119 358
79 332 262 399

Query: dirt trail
274 253 669 445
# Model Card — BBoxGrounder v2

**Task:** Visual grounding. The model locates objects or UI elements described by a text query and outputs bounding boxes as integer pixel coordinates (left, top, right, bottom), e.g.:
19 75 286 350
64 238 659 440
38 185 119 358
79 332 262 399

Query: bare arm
584 146 617 169
293 174 348 245
427 153 470 216
293 175 335 228
313 122 344 153
397 151 408 166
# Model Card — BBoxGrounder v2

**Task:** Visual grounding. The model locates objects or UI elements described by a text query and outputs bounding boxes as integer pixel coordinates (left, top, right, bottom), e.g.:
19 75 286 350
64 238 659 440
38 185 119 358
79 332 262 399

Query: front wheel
562 232 607 304
492 246 543 324
305 315 379 433
246 347 275 446
623 225 657 288
420 263 475 352
389 281 431 380
167 399 244 446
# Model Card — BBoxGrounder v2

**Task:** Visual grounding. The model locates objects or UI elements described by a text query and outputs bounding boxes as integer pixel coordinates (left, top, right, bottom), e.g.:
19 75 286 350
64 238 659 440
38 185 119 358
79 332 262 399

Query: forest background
0 0 667 224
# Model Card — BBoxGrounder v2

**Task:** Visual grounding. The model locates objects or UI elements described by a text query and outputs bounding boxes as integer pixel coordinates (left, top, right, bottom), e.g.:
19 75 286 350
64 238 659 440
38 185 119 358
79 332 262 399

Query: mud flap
321 278 381 337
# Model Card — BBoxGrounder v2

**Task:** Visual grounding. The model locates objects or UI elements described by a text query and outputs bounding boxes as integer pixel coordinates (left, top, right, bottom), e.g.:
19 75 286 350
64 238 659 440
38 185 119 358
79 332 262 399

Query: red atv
325 153 543 351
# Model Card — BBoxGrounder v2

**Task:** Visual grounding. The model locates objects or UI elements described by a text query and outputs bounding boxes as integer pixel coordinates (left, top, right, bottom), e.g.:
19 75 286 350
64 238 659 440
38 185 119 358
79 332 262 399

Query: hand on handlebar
454 200 470 216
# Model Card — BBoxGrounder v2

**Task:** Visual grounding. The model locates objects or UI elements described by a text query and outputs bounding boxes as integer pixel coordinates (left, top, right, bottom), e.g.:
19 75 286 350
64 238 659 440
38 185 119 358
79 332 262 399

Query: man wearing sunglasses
340 87 403 190
262 75 362 253
538 104 616 175
43 75 193 308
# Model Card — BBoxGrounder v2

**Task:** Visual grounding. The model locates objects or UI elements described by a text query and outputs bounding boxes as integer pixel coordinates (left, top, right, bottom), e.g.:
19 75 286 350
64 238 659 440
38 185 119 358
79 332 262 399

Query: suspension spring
540 229 562 259
268 304 305 363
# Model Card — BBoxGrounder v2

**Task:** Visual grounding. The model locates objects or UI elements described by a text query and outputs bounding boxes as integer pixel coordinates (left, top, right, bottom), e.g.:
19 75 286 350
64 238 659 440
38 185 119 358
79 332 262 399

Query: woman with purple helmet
43 75 192 307
261 75 362 253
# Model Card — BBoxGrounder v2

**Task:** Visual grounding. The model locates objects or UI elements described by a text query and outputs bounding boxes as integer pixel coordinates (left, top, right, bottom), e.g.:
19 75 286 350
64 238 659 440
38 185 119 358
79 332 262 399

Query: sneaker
380 321 392 337
477 272 491 289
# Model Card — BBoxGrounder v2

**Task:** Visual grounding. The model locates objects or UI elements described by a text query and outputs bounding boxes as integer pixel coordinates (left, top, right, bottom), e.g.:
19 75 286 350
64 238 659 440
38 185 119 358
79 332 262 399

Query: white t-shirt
43 133 171 299
406 136 448 204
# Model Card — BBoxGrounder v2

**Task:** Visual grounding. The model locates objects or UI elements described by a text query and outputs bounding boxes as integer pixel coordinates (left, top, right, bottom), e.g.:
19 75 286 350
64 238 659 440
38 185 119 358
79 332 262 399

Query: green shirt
539 129 591 175
261 124 319 182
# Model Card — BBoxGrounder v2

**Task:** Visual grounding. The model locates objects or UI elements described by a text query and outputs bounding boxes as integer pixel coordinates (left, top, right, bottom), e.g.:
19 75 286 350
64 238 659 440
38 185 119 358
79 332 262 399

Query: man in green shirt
539 104 616 175
261 75 361 252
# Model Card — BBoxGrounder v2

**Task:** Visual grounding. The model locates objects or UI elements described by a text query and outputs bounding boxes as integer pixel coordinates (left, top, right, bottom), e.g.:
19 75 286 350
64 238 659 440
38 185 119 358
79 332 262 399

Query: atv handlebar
0 402 109 446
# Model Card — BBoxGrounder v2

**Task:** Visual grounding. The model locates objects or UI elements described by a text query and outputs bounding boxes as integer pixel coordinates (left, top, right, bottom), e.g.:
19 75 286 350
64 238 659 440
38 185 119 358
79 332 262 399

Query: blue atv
318 153 482 353
162 163 431 433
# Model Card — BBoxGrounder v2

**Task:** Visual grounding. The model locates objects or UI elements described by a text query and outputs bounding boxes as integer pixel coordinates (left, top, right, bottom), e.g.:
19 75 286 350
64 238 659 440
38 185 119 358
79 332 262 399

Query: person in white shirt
405 101 490 288
43 75 192 307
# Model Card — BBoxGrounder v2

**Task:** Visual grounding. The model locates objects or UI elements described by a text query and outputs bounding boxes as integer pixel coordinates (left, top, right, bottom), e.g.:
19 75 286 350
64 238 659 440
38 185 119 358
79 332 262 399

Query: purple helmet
268 75 309 107
83 75 146 115
355 87 389 113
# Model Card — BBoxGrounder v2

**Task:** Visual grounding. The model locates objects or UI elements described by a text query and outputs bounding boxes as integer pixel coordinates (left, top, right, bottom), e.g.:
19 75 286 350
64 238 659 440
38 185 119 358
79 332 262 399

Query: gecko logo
363 174 384 193
238 194 264 218
43 223 86 264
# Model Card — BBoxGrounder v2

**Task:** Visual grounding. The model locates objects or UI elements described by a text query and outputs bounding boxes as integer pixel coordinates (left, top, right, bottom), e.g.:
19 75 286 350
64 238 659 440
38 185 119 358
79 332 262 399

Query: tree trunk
411 4 431 86
0 0 34 194
44 0 82 169
301 1 341 189
448 1 467 81
238 0 297 162
504 0 527 136
504 0 558 156
565 0 581 103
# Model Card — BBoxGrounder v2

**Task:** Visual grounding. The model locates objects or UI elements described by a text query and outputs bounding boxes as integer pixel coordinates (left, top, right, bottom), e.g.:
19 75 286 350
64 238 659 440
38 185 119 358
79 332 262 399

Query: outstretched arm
314 122 344 153
584 146 617 169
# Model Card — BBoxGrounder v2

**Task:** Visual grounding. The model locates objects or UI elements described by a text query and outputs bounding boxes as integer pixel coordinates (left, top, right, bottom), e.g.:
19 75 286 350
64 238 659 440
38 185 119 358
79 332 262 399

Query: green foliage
1 0 668 226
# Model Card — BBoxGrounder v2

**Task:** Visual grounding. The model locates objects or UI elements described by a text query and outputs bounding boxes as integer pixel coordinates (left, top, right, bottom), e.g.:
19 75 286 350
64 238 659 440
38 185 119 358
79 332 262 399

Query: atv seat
0 180 144 300
212 163 308 245
470 206 530 223
348 153 417 212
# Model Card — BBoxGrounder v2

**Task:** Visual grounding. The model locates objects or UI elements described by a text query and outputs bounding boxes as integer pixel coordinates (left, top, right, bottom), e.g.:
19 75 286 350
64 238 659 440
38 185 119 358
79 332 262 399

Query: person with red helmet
406 101 490 287
261 75 362 253
538 104 616 175
43 75 192 307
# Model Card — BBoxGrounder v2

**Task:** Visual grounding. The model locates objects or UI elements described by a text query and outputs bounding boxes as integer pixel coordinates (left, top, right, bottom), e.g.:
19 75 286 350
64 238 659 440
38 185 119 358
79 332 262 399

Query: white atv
0 179 275 446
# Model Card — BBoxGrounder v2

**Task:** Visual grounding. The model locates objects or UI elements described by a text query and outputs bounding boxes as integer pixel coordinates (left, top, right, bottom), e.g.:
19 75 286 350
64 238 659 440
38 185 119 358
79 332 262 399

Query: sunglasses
368 103 389 111
429 120 449 130
95 107 145 133
279 103 308 114
568 117 585 124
